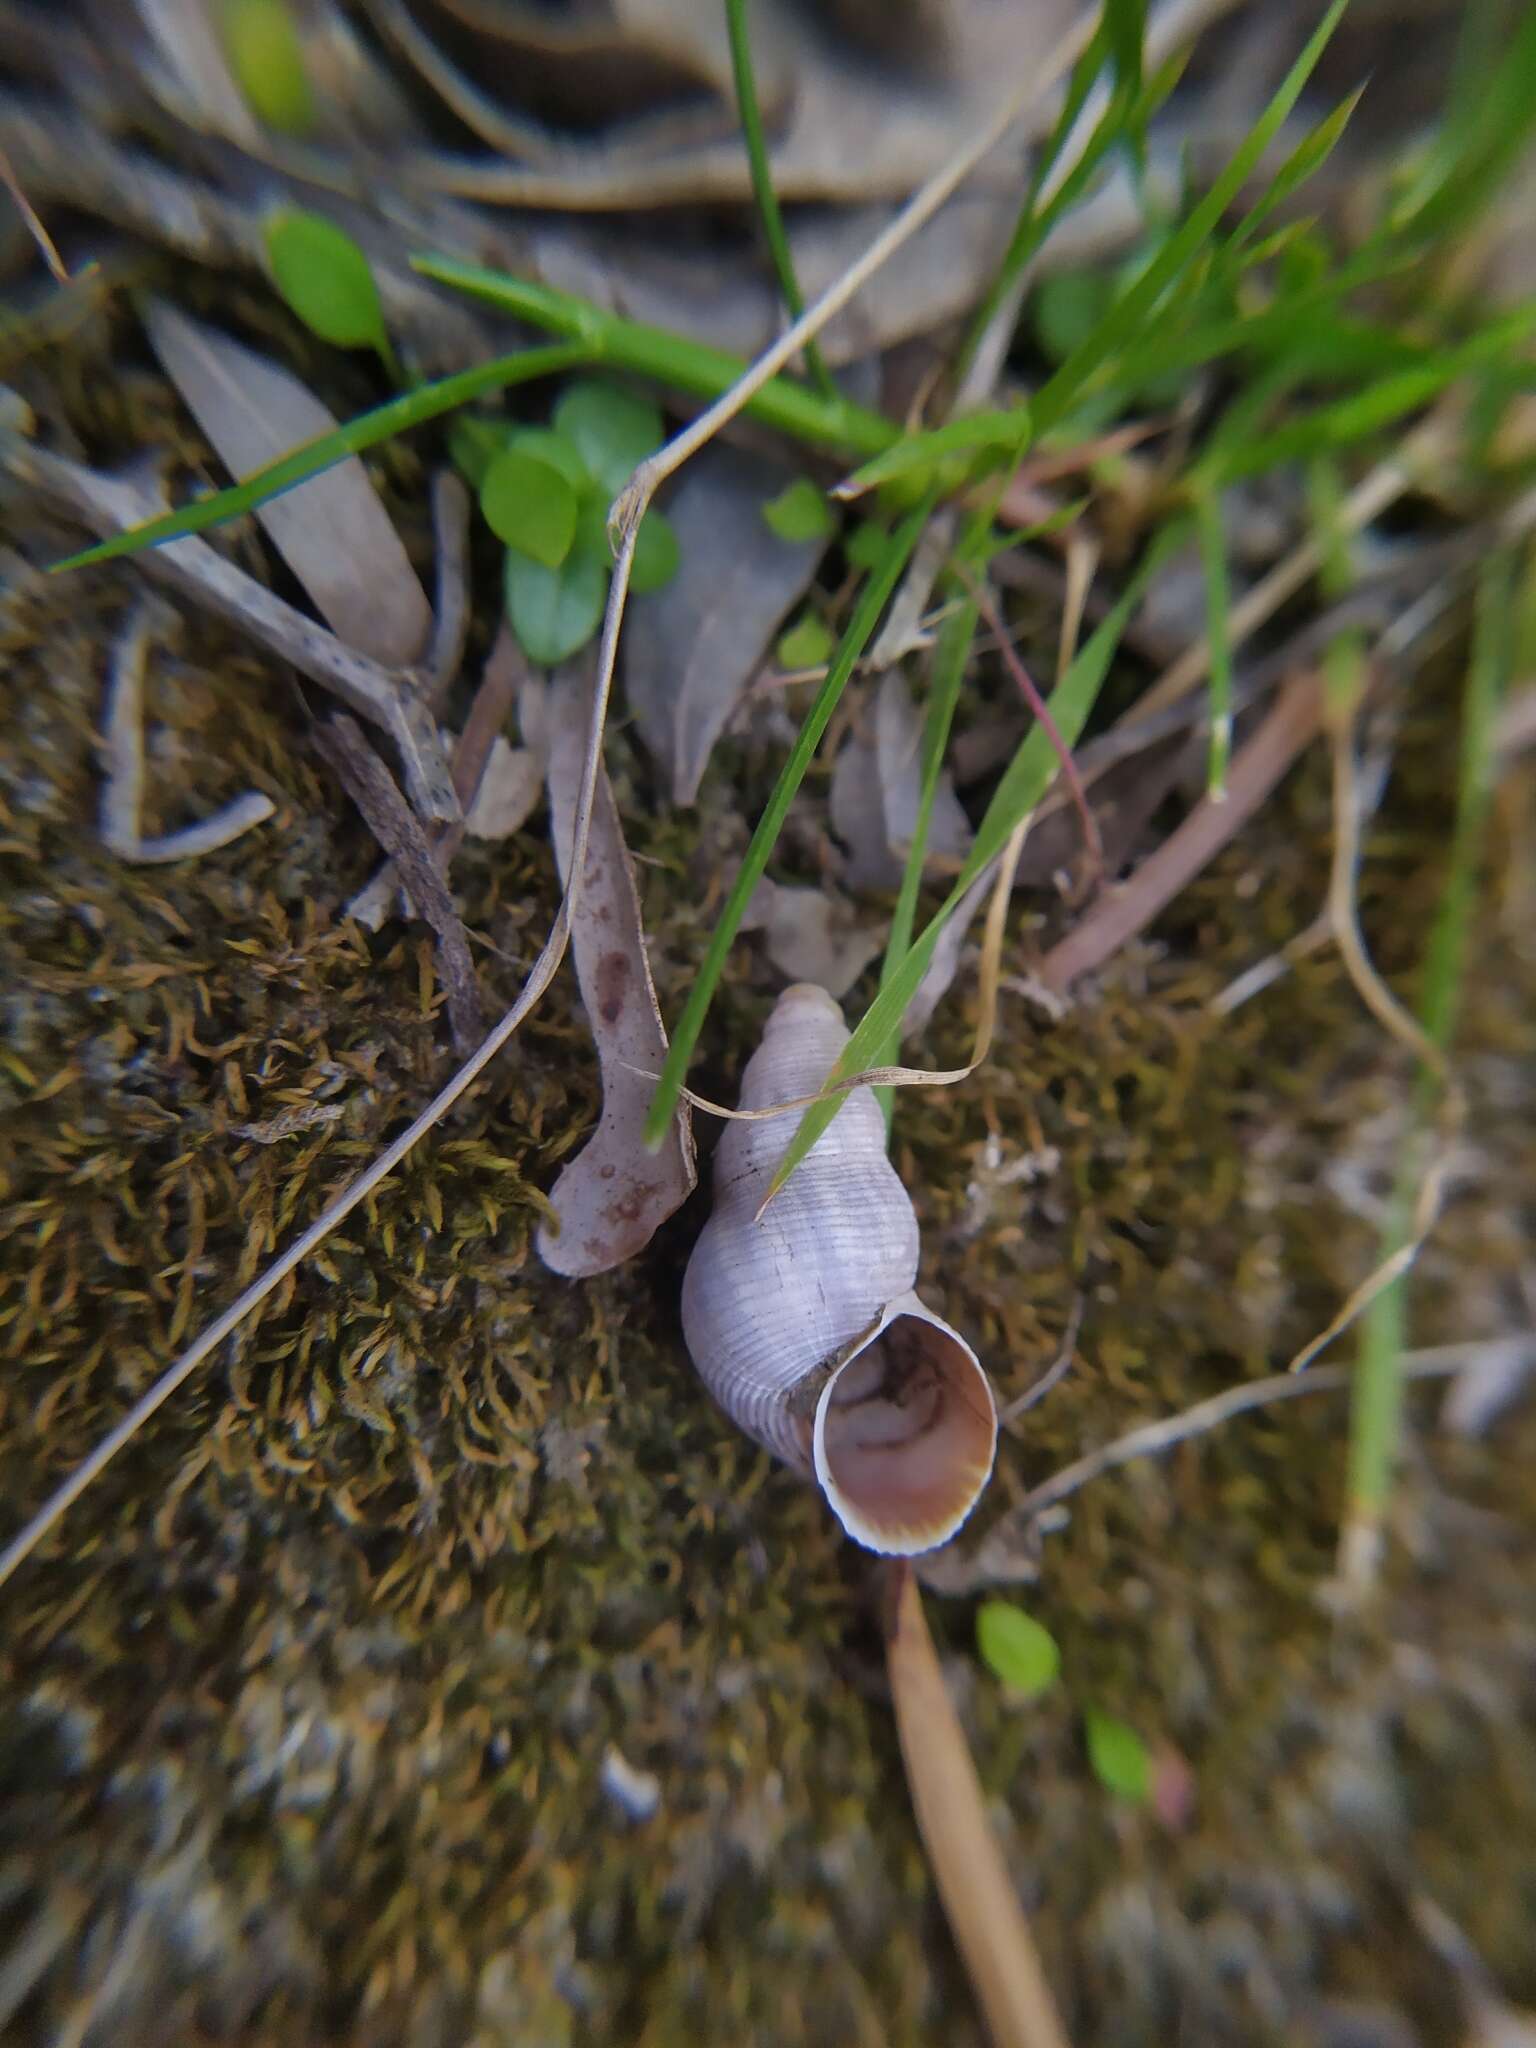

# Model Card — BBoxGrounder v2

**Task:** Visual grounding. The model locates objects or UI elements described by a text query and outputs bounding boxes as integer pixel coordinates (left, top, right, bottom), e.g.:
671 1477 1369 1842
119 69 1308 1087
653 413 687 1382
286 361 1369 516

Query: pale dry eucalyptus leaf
462 735 543 841
742 878 884 1000
537 672 695 1279
874 668 973 872
830 670 973 896
624 445 827 805
142 297 432 668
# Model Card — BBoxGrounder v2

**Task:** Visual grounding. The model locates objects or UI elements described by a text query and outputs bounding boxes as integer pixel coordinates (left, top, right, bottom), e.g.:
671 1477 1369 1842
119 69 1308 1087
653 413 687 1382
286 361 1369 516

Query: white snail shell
681 984 997 1555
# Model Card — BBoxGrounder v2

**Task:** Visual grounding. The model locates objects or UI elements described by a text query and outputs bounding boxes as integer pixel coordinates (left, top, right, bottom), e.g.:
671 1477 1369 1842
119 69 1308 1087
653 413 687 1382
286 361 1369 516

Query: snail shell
681 984 997 1555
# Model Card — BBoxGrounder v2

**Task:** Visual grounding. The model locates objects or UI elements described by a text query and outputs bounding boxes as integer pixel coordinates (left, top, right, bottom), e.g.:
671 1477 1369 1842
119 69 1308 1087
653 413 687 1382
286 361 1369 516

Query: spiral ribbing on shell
681 984 997 1555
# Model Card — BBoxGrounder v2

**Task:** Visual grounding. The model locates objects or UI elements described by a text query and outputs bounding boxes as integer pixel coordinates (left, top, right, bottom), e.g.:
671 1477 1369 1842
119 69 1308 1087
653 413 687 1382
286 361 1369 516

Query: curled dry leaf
537 671 695 1279
742 877 884 1000
142 297 431 667
462 735 543 841
624 445 828 804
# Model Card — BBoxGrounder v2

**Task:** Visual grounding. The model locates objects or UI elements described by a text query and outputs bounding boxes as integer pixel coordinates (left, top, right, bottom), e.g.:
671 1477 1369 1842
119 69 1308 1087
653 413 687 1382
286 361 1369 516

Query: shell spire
681 984 996 1555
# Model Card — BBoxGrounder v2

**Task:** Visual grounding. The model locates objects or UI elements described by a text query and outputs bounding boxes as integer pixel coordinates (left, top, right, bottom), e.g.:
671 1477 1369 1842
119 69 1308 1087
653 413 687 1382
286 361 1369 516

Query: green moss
1 313 1533 2047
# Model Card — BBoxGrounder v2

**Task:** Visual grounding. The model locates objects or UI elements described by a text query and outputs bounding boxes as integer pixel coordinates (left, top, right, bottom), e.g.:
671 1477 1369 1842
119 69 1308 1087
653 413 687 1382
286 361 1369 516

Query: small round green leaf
762 477 836 544
448 415 513 492
505 426 590 493
1032 267 1118 365
264 208 387 354
775 612 834 669
630 509 680 595
481 449 578 568
221 0 313 135
504 543 608 668
975 1602 1061 1698
844 518 892 571
1084 1711 1151 1803
553 379 664 494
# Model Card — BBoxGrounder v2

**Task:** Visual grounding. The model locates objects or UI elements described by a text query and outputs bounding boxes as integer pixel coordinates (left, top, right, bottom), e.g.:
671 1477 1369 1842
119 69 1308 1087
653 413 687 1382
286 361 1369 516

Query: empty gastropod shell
682 984 997 1555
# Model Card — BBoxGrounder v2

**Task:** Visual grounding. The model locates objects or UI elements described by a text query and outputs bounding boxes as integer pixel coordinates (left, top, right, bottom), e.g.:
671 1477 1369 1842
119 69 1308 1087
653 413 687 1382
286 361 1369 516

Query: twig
885 1561 1071 2048
0 134 68 283
5 436 460 823
349 624 527 928
959 563 1102 875
1119 417 1453 731
98 599 275 864
1326 717 1449 1078
1039 669 1325 993
424 469 471 707
315 715 484 1055
1007 1349 1469 1525
999 1298 1083 1427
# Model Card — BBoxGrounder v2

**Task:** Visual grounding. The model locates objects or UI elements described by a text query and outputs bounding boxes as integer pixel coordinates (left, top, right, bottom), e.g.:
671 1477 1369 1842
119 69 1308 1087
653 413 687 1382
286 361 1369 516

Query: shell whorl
681 984 997 1555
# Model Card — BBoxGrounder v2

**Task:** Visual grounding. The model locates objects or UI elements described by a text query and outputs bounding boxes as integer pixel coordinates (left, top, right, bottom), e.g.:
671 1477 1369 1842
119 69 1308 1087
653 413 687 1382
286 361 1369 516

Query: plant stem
1339 548 1514 1588
413 256 897 460
875 596 977 1121
723 0 839 403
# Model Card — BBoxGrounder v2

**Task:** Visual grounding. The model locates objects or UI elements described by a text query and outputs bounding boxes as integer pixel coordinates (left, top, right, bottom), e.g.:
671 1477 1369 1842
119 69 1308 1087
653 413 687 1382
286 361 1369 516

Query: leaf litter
536 665 696 1278
141 297 431 667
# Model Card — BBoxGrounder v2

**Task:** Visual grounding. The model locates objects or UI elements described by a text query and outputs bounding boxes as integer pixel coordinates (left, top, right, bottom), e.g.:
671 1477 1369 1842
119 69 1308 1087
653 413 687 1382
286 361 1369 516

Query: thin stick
1039 669 1325 993
959 564 1102 875
0 526 640 1593
1326 720 1448 1078
885 1561 1072 2048
1007 1351 1470 1525
0 135 68 284
1120 418 1453 730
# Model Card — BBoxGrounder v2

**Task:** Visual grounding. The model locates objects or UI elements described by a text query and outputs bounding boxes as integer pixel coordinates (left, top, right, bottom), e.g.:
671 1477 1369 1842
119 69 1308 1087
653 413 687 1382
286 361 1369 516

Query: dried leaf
462 735 542 841
742 878 883 999
536 672 695 1278
142 297 430 667
874 667 973 872
624 445 827 804
830 727 903 893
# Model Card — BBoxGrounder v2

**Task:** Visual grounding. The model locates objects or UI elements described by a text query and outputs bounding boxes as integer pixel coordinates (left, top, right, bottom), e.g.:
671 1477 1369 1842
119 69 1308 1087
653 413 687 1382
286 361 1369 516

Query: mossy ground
1 300 1533 2047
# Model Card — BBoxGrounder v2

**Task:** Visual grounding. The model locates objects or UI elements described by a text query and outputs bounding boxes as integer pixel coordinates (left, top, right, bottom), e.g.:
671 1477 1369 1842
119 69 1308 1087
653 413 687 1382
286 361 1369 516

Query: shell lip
810 1291 997 1557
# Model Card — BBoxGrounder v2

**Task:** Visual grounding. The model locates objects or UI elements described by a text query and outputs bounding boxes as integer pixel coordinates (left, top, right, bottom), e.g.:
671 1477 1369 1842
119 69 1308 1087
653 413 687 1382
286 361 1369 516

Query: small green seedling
762 478 836 544
975 1602 1061 1699
461 377 680 667
264 208 398 381
775 612 834 670
221 0 313 135
1083 1710 1151 1803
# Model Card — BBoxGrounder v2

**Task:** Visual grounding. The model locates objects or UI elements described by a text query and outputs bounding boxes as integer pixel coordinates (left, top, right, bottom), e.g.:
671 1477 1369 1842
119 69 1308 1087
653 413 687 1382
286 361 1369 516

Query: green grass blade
961 37 1187 379
1030 0 1351 439
1205 297 1536 482
640 492 938 1149
724 0 837 403
1221 89 1363 264
1343 548 1514 1549
762 522 1185 1201
875 596 978 1119
412 254 897 460
52 342 587 571
1194 488 1233 795
837 409 1031 497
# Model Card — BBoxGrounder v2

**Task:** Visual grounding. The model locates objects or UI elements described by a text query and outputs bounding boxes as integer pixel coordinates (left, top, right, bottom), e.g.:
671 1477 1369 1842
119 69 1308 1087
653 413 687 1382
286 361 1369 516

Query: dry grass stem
98 598 275 863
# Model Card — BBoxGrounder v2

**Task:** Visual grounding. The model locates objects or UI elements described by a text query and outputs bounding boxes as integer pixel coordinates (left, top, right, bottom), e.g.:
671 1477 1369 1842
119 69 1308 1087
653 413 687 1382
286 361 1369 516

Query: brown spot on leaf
594 949 630 1025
